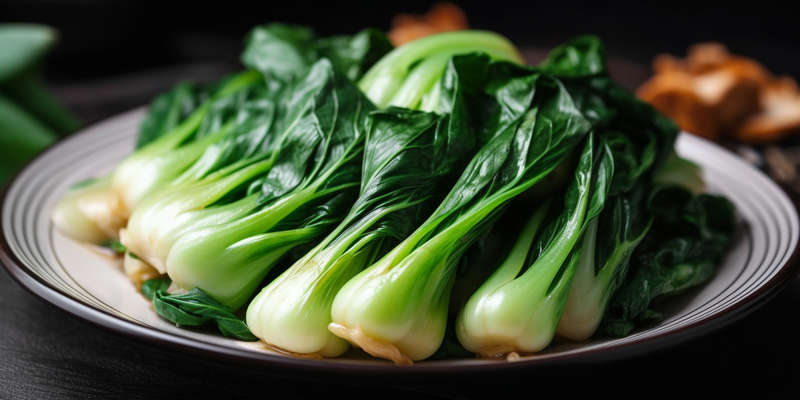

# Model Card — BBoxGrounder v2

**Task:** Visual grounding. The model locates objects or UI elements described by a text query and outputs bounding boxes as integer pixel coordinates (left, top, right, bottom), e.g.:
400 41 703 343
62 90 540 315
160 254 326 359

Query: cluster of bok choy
51 23 736 364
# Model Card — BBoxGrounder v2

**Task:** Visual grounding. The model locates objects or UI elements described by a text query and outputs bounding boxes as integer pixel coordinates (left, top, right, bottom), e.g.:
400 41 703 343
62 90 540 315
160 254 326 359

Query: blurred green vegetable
0 23 81 185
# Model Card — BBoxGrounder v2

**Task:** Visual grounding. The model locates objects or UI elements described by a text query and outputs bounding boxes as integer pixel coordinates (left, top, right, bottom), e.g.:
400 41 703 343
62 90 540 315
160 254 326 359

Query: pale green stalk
165 140 362 310
246 201 414 357
122 159 274 273
357 30 524 108
556 203 651 341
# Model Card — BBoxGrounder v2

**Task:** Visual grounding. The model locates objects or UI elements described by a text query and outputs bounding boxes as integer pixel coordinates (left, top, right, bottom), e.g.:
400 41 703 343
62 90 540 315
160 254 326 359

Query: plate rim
2 106 800 381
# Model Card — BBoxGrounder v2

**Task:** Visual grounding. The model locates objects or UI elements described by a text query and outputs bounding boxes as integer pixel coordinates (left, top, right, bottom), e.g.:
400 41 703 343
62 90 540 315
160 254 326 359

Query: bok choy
328 65 592 364
122 56 344 274
163 58 370 311
49 22 738 362
245 52 491 358
51 72 263 245
245 107 467 357
456 133 613 357
152 29 524 332
52 24 394 247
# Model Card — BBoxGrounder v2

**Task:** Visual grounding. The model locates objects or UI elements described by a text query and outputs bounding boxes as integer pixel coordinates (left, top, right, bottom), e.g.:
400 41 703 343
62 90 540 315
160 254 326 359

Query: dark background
3 0 799 96
5 0 800 130
3 1 800 399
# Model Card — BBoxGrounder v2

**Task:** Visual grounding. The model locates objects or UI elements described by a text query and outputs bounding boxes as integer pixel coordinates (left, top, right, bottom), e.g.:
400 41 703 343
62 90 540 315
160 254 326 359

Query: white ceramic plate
2 107 799 378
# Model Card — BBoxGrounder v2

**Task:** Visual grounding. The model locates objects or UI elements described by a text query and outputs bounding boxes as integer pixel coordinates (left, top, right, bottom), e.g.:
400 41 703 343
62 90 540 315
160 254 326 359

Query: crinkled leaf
598 186 736 336
429 68 590 237
258 59 373 205
538 35 678 191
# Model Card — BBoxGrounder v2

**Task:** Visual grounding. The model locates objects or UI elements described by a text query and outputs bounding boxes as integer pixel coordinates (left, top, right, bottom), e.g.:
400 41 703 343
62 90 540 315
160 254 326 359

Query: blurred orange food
387 2 469 47
636 43 800 144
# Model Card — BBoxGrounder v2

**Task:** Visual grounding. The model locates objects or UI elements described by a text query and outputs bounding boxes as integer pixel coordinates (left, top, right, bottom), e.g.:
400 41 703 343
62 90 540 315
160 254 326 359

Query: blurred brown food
637 43 800 144
387 2 469 47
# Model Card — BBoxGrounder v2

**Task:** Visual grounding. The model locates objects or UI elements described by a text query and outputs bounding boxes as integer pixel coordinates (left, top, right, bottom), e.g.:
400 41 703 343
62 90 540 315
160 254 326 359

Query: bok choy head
328 62 592 364
122 55 349 273
118 24 396 273
244 53 492 358
50 77 241 244
52 23 394 247
162 58 371 311
535 43 735 340
530 35 684 343
455 132 613 357
110 71 265 218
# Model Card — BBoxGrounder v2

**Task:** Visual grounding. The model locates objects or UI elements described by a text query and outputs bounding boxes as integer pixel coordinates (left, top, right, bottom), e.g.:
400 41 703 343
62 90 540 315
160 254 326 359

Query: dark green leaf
316 28 394 82
257 59 373 205
137 81 215 148
539 35 607 78
241 23 392 82
598 186 736 336
141 277 171 301
538 35 679 191
241 24 319 80
429 68 590 237
153 288 258 341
